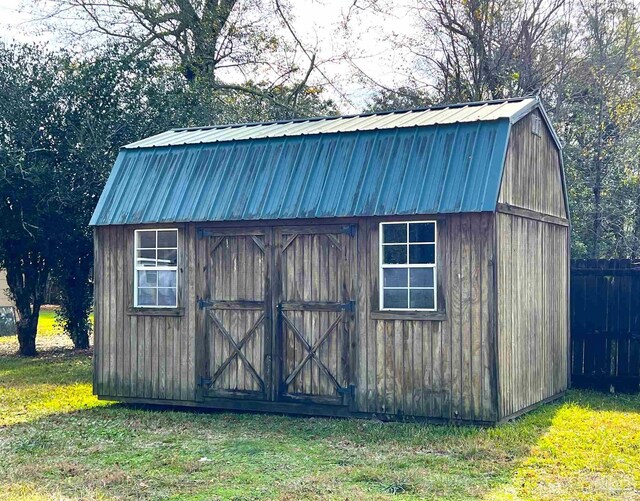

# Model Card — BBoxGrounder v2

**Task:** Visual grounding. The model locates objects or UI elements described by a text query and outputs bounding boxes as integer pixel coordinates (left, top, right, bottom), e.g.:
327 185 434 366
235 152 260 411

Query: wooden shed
90 97 569 424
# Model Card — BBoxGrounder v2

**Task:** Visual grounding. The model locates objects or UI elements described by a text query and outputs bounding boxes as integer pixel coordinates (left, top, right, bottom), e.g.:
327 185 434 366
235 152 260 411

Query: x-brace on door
275 225 356 406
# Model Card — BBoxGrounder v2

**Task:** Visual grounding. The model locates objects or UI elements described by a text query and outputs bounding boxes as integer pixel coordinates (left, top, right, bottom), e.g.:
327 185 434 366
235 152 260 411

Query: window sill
370 310 446 321
127 307 184 317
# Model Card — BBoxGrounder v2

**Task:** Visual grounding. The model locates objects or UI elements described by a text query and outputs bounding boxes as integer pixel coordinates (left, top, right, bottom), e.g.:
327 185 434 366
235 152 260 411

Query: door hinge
341 300 355 313
337 384 356 397
199 376 212 387
198 298 213 309
341 224 357 237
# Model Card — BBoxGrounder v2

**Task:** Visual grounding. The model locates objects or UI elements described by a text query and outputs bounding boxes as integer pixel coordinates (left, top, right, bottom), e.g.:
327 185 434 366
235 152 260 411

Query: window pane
138 270 157 287
410 289 434 309
409 244 435 264
158 270 176 287
383 288 408 309
136 249 156 267
137 287 157 306
383 268 407 287
158 230 177 248
410 268 434 287
157 249 177 266
382 224 406 243
158 288 177 307
136 230 156 249
383 245 407 264
409 222 435 243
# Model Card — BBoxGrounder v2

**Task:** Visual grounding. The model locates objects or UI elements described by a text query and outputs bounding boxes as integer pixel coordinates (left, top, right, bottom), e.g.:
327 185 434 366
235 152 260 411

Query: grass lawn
0 337 639 500
0 307 92 352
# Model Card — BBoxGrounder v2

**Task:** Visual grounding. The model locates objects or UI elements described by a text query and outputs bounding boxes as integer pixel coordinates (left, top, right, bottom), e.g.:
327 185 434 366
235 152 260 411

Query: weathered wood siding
96 215 497 421
93 224 197 401
499 109 567 218
495 114 569 419
356 213 497 422
496 213 569 417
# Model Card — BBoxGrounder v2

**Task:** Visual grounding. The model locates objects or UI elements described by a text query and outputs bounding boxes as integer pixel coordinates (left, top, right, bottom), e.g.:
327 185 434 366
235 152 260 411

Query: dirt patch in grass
1 342 639 500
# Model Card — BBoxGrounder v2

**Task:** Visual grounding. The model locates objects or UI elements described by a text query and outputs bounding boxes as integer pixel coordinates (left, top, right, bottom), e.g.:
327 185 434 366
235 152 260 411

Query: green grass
0 340 639 500
0 308 62 343
36 308 63 335
0 308 94 351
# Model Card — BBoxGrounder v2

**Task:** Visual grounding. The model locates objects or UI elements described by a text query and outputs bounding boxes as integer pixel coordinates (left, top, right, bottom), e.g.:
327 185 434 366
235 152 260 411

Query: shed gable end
498 109 567 219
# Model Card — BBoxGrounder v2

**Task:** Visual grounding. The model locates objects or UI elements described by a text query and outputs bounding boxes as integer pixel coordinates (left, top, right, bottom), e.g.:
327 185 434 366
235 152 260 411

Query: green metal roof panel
90 119 511 225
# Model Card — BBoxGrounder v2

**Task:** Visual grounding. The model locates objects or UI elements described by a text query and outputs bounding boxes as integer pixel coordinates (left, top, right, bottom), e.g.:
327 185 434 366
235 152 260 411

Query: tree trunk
16 303 40 356
4 257 48 357
592 184 602 258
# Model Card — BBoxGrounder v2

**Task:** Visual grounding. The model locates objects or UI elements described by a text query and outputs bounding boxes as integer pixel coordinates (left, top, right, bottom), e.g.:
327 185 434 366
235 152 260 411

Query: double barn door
197 225 356 407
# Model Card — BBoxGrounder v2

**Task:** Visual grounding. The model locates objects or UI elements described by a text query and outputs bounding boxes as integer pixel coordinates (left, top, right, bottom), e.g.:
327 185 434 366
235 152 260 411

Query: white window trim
379 221 437 312
133 228 179 308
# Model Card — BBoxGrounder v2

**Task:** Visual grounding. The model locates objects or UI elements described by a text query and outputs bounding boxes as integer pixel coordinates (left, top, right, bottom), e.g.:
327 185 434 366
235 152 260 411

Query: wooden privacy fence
571 259 640 391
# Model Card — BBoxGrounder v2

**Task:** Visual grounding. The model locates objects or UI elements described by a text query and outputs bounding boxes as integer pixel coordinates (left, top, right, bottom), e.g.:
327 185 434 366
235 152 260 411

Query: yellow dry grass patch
487 399 640 500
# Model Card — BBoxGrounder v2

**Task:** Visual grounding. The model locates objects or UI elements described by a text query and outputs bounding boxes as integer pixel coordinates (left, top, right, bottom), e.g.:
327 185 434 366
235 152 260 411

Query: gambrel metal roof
90 97 557 226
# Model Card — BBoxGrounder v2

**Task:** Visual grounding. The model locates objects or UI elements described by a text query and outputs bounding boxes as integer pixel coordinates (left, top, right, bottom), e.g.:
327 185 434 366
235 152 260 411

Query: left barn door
198 229 271 401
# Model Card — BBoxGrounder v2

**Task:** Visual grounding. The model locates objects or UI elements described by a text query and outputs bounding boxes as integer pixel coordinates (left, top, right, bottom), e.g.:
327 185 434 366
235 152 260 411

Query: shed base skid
497 391 566 424
98 394 502 426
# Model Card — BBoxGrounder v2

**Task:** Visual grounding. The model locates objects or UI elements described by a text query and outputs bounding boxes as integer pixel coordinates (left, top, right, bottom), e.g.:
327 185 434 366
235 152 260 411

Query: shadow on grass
0 350 92 387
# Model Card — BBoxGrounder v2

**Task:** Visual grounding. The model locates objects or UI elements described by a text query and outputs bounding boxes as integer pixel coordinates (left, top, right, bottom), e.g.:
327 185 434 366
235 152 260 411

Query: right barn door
276 225 356 406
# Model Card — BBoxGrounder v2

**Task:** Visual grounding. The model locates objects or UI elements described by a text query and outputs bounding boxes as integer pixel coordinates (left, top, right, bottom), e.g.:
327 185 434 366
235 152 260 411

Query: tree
0 44 65 356
43 0 260 80
555 0 640 258
364 87 433 113
414 0 567 101
48 46 185 350
38 0 333 111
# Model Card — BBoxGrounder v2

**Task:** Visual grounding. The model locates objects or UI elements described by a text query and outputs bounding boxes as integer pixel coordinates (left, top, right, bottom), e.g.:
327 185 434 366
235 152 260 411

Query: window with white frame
134 229 178 307
380 221 437 311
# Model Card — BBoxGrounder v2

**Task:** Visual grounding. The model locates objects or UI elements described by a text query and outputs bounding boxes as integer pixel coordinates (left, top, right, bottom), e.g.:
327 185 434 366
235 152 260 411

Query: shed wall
356 212 497 422
93 225 197 401
495 112 569 419
498 109 567 218
496 213 569 418
94 213 498 422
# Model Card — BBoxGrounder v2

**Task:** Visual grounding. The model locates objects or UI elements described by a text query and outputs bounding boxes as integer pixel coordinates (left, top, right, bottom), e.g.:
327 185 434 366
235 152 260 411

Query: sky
0 0 419 111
